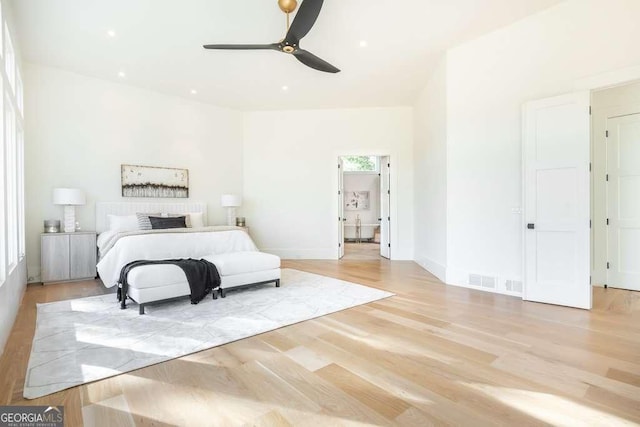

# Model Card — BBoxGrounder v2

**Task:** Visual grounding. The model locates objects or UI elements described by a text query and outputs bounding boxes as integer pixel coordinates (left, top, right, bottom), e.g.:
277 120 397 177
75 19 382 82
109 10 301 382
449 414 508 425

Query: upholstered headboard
96 201 207 233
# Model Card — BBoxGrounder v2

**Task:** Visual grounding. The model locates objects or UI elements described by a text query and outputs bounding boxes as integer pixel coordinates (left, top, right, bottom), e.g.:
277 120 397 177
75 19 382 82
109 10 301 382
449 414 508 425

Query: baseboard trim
415 257 446 282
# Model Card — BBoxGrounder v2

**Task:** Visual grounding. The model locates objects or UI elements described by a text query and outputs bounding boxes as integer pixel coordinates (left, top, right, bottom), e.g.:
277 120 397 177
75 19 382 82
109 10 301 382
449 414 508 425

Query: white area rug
24 269 393 399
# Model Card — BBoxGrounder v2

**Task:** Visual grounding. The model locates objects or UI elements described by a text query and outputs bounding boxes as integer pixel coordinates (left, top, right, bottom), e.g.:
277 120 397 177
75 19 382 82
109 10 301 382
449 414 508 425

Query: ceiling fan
203 0 340 73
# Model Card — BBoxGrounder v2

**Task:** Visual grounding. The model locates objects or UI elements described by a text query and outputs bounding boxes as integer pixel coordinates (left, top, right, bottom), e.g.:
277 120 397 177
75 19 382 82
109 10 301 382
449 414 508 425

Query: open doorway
523 78 640 310
338 155 390 260
591 81 640 292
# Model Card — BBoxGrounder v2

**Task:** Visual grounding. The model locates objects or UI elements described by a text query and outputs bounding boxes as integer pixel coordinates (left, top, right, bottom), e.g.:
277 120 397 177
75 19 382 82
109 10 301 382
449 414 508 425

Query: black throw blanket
118 259 220 308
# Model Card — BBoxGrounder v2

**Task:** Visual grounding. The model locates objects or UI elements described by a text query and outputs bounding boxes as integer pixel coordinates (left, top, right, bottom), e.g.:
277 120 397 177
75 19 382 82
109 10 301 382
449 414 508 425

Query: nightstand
41 231 97 283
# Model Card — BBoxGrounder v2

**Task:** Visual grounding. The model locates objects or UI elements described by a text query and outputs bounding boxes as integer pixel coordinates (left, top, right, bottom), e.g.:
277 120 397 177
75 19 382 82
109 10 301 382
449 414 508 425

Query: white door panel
607 113 640 291
338 158 345 259
380 156 390 259
523 91 591 309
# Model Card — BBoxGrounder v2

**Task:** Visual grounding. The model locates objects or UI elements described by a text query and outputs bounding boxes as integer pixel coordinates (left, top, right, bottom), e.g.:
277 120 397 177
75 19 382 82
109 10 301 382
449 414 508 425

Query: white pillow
108 214 139 232
186 212 205 228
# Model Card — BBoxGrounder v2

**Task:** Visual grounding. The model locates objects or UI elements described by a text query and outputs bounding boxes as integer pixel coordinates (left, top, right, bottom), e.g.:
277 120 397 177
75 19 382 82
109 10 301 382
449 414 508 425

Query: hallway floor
343 242 382 260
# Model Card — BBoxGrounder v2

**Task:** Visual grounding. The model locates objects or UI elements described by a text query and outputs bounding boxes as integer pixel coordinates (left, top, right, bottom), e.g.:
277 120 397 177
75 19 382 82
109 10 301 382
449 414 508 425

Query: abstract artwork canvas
121 164 189 198
345 191 370 210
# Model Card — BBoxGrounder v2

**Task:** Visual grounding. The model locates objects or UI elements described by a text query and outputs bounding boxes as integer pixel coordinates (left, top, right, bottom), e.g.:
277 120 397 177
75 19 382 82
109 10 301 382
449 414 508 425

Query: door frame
591 103 640 287
604 112 640 291
579 70 640 291
338 157 345 259
334 151 397 260
521 68 640 306
379 156 391 259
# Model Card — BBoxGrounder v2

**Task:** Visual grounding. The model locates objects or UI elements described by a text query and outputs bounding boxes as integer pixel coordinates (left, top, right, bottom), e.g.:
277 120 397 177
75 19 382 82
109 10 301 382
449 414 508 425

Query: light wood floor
1 260 639 426
343 243 382 260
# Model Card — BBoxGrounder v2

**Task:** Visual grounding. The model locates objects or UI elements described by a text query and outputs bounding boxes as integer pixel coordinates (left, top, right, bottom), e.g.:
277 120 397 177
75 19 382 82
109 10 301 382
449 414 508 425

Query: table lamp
53 188 86 232
221 194 242 226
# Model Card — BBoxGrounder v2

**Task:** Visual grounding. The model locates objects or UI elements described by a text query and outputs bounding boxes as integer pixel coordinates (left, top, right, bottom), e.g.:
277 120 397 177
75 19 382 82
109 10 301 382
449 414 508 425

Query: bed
95 202 258 288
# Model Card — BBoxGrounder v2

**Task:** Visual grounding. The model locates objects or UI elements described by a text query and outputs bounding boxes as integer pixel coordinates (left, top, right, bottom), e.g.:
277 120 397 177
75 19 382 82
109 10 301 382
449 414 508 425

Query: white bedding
96 229 117 252
96 228 258 288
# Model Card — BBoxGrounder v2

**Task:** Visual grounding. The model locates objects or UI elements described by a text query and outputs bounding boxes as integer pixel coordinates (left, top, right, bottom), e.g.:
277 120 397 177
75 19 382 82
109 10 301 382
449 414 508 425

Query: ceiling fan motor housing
278 0 298 13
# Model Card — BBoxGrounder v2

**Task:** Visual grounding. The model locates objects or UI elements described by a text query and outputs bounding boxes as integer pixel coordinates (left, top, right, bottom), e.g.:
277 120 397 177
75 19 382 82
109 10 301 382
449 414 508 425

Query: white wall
25 64 244 281
591 81 640 286
243 107 414 260
413 57 448 282
343 172 379 239
445 0 640 293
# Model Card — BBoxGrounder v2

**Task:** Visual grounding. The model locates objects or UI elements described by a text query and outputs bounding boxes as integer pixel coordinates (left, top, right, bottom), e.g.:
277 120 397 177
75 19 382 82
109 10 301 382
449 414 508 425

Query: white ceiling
12 0 562 111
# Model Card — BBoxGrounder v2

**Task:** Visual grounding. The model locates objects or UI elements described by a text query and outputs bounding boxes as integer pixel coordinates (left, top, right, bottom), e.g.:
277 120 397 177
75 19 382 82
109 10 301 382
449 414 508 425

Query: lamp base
226 207 236 227
63 205 76 232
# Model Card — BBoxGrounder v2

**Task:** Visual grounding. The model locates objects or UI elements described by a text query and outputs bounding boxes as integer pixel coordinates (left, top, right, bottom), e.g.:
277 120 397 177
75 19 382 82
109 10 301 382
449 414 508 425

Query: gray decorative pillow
149 216 187 229
136 213 159 230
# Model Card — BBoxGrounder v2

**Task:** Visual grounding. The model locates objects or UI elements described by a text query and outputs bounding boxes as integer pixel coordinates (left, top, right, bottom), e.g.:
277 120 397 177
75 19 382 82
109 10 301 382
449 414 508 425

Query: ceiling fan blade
292 49 340 73
203 43 279 50
285 0 324 45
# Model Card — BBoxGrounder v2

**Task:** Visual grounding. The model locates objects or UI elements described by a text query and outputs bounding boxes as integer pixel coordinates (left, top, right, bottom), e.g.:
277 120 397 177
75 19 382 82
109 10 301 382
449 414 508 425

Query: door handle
527 223 535 230
343 218 347 222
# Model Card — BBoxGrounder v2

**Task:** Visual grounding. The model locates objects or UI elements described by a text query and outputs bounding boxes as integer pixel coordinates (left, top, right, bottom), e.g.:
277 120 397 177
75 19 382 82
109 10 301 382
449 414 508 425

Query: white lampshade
220 194 242 207
53 188 86 206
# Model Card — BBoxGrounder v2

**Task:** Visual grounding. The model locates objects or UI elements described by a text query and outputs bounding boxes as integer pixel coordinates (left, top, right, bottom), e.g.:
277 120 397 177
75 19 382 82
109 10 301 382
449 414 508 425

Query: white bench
123 251 281 314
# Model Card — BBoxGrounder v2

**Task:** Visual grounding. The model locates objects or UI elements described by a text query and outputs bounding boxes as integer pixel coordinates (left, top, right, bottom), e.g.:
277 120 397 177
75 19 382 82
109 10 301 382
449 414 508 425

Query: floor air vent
505 280 523 293
469 274 496 289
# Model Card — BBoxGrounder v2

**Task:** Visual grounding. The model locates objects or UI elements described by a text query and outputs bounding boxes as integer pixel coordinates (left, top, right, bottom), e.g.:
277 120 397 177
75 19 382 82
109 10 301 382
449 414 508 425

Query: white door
338 158 345 259
607 113 640 291
380 156 390 259
523 91 591 309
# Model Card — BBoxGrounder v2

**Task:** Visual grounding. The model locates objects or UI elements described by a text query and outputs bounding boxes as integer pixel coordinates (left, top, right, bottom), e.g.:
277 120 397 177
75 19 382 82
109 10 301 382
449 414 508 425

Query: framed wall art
345 191 370 210
121 164 189 198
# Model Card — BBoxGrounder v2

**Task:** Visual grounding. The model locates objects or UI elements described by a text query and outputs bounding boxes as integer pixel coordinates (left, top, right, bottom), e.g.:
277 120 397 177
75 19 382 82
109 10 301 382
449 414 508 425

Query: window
0 85 4 282
5 96 16 267
4 23 15 92
16 69 23 114
17 124 24 259
0 9 23 285
0 2 3 60
342 155 379 173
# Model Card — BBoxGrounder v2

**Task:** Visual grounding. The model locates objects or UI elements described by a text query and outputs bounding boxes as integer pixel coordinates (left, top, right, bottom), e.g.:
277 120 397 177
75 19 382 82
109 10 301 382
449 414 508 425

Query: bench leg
275 279 280 288
139 304 145 315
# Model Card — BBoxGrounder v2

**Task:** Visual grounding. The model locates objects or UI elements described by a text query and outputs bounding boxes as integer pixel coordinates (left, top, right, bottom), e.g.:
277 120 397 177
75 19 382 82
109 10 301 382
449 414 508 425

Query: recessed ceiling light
190 89 198 95
118 71 126 78
281 85 289 91
107 30 116 38
359 40 368 47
